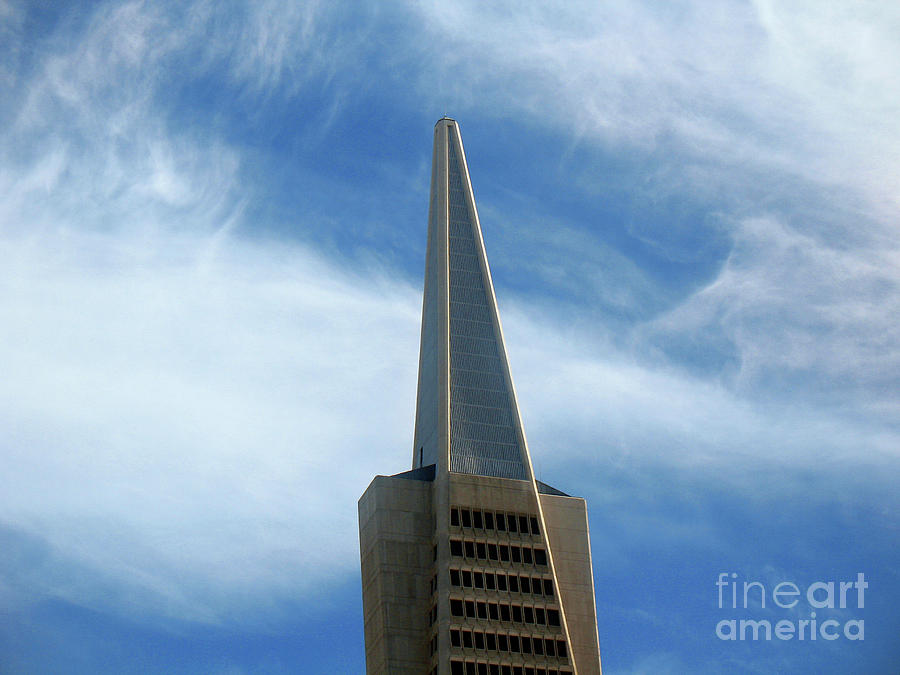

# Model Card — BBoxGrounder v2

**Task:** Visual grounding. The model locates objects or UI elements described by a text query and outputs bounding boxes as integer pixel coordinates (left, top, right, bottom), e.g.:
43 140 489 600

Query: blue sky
1 1 898 673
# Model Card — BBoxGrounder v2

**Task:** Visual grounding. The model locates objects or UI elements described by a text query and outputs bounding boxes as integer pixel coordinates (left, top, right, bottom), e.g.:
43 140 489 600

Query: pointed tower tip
435 116 456 126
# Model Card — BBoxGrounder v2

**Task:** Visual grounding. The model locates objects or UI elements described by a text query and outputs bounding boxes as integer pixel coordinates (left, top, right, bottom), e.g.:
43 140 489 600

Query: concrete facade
359 119 602 674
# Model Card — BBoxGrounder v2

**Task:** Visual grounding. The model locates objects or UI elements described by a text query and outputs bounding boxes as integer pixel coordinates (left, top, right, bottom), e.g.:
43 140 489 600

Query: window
498 634 508 651
486 632 497 651
557 640 567 658
508 576 519 593
478 664 488 675
522 548 533 565
512 605 522 622
451 629 461 647
461 509 472 528
502 666 512 675
543 579 554 596
474 571 484 589
451 508 460 527
548 608 560 626
485 572 496 590
490 665 500 675
477 601 487 620
513 668 523 675
524 606 534 623
535 607 546 625
530 516 540 535
520 577 530 594
473 510 483 529
488 543 498 561
519 516 529 533
544 639 555 657
511 546 521 564
474 632 485 650
485 512 494 530
462 570 472 587
500 604 511 621
451 661 464 675
451 599 464 616
465 541 475 558
451 540 463 557
489 602 499 620
497 575 508 592
463 630 473 648
534 548 548 566
476 542 487 559
521 636 532 654
499 545 510 562
508 514 518 533
465 600 476 618
450 569 461 586
509 635 520 653
533 636 544 655
496 513 507 532
466 663 476 675
532 577 543 596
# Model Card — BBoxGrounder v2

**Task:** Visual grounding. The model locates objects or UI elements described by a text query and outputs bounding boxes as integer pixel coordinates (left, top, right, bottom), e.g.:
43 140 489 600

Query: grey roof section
536 480 572 497
391 464 436 482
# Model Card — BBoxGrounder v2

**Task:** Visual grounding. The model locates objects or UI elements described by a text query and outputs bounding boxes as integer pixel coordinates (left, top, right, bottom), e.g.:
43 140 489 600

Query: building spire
412 119 531 481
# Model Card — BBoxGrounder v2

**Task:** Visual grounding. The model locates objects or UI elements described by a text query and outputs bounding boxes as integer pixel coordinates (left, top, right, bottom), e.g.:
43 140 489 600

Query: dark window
485 572 495 590
462 570 472 587
451 629 461 647
451 540 463 557
543 579 554 596
502 665 512 675
488 543 498 561
508 514 518 533
522 548 533 565
548 608 560 626
499 545 510 562
534 548 547 566
450 569 461 586
519 516 529 533
500 604 511 621
474 632 485 650
490 665 500 675
461 509 472 528
473 511 483 529
509 635 520 653
465 600 476 618
451 508 460 527
544 639 555 657
463 630 473 648
476 542 487 559
486 632 497 651
525 669 535 675
521 636 532 654
536 607 546 624
532 577 543 595
496 513 507 532
530 516 540 535
508 576 519 593
465 541 475 558
474 571 484 589
477 601 487 620
557 640 567 658
536 670 546 675
485 512 494 530
513 668 523 675
520 577 530 594
498 634 508 651
451 661 464 675
512 604 522 622
489 602 499 620
524 606 534 623
478 664 488 675
466 663 476 675
511 546 521 564
533 636 544 655
451 599 464 616
497 574 508 592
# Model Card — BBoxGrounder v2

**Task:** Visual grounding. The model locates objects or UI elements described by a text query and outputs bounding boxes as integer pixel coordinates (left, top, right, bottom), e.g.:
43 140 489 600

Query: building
358 118 602 675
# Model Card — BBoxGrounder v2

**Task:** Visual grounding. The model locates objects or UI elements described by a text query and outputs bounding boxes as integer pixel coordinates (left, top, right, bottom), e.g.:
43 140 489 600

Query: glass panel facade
447 132 527 480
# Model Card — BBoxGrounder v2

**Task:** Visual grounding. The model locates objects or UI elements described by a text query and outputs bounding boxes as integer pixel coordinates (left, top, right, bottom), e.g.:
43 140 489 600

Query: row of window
451 628 568 659
449 661 572 675
450 539 548 566
452 507 541 536
450 569 554 597
449 598 561 627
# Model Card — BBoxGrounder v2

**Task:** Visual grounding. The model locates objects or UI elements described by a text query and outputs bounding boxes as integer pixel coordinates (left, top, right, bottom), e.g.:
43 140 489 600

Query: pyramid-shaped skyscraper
359 118 602 675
